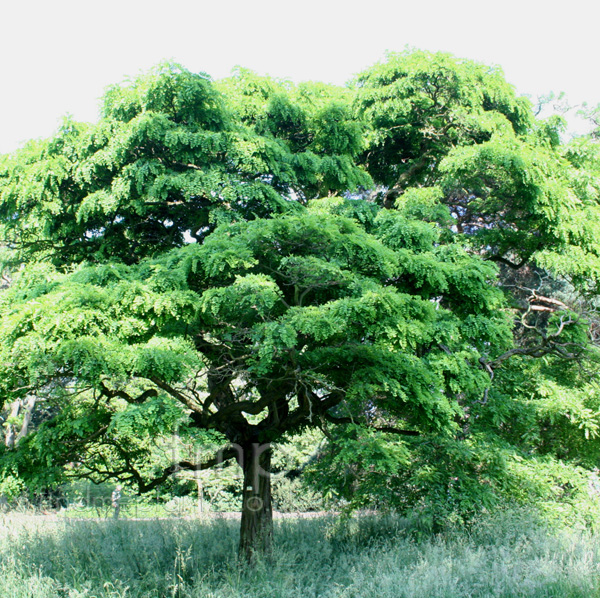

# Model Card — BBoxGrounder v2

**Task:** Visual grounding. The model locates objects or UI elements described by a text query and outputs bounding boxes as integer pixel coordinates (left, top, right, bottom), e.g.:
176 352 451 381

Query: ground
1 509 599 597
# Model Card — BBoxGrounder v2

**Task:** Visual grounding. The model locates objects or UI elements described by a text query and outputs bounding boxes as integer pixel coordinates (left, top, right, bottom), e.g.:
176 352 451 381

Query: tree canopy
1 52 600 558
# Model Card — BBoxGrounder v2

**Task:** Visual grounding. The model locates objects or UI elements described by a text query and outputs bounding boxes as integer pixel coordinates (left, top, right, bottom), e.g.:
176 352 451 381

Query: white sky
1 0 598 154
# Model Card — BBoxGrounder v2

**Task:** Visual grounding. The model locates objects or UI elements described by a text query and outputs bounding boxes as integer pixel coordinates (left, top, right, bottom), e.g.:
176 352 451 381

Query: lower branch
323 412 419 436
78 446 241 494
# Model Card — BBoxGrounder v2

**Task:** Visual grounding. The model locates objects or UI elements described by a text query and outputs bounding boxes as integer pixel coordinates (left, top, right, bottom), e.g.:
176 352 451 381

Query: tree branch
383 153 434 209
99 380 158 404
78 445 241 494
148 376 202 413
488 254 531 269
323 412 420 436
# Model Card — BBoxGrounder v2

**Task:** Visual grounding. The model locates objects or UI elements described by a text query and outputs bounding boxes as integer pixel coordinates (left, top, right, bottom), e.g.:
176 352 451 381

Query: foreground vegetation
2 510 600 597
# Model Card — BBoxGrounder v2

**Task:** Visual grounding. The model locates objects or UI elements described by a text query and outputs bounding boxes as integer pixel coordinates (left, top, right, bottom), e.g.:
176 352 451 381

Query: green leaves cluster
0 50 599 530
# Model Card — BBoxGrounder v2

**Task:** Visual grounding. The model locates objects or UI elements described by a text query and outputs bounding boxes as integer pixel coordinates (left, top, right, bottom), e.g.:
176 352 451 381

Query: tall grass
1 509 600 597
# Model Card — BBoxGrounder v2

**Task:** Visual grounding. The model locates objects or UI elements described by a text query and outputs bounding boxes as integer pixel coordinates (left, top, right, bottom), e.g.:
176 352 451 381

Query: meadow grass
1 509 599 597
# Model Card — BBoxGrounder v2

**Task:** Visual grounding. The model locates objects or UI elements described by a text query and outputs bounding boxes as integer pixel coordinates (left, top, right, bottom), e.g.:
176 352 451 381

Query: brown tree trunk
239 442 273 563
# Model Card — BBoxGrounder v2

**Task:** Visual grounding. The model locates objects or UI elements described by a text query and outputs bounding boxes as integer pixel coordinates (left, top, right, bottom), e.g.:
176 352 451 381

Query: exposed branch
485 340 586 370
262 387 345 437
206 394 273 426
15 396 36 444
78 446 240 494
383 152 434 209
148 376 202 413
488 254 531 269
528 292 569 311
323 412 420 436
99 380 158 404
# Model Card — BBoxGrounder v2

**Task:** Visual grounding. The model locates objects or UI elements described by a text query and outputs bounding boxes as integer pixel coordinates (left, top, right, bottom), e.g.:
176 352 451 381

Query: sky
1 0 598 154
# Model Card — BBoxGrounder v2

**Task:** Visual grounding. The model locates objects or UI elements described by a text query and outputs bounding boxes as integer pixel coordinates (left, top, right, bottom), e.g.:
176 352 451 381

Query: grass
57 500 191 520
1 509 600 597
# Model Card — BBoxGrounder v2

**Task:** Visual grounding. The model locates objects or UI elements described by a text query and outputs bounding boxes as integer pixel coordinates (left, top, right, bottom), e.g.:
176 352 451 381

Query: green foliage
355 49 532 190
0 197 513 501
0 473 25 501
1 51 600 541
217 69 372 199
0 64 370 268
438 134 584 262
271 477 328 512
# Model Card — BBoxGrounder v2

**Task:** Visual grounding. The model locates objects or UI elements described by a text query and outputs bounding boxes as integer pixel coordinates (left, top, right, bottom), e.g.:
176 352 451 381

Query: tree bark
16 396 36 444
4 400 21 448
239 442 273 563
4 396 37 448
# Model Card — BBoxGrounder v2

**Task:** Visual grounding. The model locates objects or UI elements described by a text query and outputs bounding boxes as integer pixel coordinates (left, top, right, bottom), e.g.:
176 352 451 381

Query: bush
0 474 26 504
272 476 330 512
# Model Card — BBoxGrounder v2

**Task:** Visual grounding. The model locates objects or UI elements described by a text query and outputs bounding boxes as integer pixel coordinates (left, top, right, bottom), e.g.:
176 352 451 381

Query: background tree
303 50 600 525
354 49 532 207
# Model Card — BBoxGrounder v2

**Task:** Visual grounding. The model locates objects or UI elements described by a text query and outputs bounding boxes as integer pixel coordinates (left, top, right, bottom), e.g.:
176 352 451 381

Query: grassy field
1 509 600 597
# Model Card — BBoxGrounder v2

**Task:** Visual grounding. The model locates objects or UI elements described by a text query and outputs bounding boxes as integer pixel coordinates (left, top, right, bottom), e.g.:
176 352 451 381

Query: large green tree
0 198 511 557
302 50 600 525
1 53 599 558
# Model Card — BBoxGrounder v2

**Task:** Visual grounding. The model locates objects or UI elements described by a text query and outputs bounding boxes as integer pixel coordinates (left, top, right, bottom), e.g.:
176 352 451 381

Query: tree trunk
4 396 37 448
16 396 36 445
4 400 21 448
239 442 273 562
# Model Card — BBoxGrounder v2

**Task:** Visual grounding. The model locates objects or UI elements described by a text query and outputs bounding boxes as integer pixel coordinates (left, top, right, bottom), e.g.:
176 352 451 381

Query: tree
354 49 600 275
1 53 599 560
0 196 512 557
0 63 512 558
302 50 600 526
0 63 401 558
